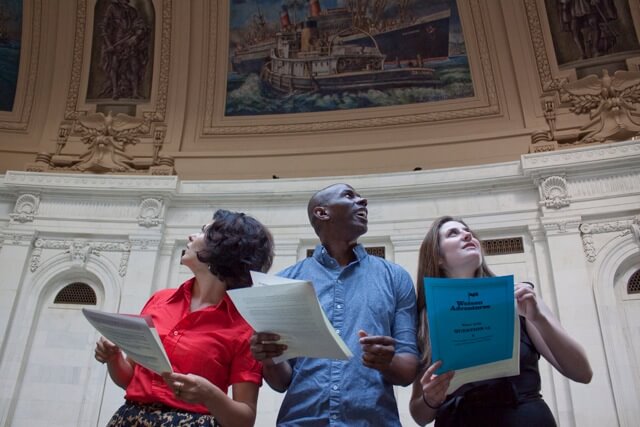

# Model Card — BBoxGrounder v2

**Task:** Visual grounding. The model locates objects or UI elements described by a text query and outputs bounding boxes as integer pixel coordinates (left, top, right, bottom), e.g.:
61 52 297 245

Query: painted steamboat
231 0 450 75
260 21 440 93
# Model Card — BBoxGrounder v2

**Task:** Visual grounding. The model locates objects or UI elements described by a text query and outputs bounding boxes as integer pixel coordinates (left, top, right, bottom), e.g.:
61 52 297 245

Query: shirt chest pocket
352 291 395 333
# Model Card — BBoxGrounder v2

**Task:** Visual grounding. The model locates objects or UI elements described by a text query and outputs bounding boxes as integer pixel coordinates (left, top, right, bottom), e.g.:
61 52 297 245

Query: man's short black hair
196 209 274 289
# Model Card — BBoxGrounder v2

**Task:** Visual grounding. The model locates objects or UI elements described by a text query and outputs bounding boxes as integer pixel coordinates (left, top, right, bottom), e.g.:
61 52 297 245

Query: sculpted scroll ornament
561 70 640 144
579 218 638 262
10 194 40 224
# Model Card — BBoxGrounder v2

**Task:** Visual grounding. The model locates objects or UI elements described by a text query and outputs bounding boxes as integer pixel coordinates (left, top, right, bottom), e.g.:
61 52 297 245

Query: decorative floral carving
579 218 637 262
522 0 565 93
561 70 640 144
29 238 132 275
539 176 570 209
130 239 162 250
580 232 596 262
10 194 40 223
72 112 145 173
138 198 164 227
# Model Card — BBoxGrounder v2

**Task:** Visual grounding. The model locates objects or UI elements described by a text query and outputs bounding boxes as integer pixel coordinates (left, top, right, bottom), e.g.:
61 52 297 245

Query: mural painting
87 0 154 103
0 0 22 112
225 0 472 116
545 0 640 69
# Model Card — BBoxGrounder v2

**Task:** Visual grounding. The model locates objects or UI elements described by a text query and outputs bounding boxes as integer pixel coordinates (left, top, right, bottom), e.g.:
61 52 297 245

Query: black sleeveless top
434 317 557 427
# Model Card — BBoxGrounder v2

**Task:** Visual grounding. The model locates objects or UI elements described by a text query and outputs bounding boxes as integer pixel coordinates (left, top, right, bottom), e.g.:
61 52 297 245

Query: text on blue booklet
424 275 515 374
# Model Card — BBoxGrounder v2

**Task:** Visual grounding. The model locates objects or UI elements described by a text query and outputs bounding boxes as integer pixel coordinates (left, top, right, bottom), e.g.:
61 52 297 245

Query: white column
542 217 617 427
0 231 34 346
0 230 35 425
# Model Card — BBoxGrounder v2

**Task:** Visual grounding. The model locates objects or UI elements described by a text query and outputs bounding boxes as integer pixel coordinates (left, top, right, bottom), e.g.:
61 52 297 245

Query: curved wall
1 1 639 179
0 139 638 425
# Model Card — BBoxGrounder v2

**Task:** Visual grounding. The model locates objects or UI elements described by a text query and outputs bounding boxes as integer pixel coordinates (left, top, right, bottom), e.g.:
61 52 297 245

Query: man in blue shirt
250 183 419 426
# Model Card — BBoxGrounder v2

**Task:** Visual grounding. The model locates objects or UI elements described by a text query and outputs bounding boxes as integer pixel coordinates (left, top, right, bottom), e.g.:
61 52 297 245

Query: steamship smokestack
301 19 318 52
280 5 291 29
309 0 321 17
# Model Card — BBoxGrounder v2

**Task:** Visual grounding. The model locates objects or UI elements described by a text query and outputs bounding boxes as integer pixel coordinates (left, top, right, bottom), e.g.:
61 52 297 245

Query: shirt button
336 304 343 309
335 329 340 335
332 385 338 391
336 279 342 285
173 331 179 336
331 414 337 420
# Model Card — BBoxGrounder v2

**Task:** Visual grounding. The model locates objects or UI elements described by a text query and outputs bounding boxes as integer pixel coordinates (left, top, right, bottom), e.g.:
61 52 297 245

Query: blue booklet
424 275 516 375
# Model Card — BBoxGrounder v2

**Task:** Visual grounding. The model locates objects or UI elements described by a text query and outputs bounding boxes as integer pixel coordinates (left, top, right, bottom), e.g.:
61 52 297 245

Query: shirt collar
312 243 367 268
166 277 195 303
167 277 234 317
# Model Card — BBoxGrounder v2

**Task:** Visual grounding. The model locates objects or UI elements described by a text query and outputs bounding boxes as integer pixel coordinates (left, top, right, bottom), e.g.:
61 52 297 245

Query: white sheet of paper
227 271 353 363
82 308 173 375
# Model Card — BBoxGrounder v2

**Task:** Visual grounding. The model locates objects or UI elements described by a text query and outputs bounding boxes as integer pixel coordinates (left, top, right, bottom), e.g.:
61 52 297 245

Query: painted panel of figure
545 0 640 69
0 0 23 112
87 0 155 102
225 0 471 116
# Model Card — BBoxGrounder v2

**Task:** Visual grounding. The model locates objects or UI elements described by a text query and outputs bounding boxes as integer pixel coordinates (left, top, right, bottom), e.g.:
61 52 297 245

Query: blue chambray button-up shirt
276 244 419 426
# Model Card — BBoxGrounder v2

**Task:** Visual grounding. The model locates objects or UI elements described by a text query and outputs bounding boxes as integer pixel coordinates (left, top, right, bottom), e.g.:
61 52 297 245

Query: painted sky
230 0 340 29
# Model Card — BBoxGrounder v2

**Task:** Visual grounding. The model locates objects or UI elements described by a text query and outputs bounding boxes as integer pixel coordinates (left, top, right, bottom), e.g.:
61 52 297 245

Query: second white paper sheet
227 271 352 363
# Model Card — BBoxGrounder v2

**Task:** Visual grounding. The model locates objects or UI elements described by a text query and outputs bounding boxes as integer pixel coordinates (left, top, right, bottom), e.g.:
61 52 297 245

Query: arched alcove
592 234 640 427
3 254 122 427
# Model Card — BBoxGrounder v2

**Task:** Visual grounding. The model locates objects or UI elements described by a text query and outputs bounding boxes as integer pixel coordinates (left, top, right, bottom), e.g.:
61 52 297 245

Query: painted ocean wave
225 56 473 116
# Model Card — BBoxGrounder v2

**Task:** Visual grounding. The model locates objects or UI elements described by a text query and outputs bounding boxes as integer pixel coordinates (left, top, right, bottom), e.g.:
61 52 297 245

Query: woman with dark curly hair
94 209 274 427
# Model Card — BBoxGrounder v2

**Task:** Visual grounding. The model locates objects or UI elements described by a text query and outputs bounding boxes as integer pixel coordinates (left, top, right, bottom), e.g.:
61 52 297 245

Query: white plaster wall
0 139 639 426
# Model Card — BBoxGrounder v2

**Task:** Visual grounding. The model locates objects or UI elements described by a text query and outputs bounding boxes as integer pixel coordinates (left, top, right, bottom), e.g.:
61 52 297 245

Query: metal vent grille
53 282 97 305
629 270 640 294
481 238 524 256
307 246 386 259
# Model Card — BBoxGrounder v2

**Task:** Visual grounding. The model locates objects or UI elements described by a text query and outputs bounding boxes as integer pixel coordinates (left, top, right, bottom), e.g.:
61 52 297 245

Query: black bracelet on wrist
422 393 443 410
521 281 535 290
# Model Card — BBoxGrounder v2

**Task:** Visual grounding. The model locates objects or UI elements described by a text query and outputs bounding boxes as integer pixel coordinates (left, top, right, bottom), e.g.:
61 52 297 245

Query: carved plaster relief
0 232 34 247
29 0 175 175
561 70 640 144
30 238 132 275
539 175 570 209
9 193 40 223
137 198 164 228
542 217 582 235
579 217 639 262
202 0 501 135
569 172 640 199
525 1 640 151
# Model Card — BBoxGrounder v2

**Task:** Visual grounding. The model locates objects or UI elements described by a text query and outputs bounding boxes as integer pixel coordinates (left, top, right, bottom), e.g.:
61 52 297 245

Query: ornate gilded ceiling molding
0 0 43 131
202 0 501 135
522 0 565 93
46 0 175 174
561 70 640 144
63 0 172 127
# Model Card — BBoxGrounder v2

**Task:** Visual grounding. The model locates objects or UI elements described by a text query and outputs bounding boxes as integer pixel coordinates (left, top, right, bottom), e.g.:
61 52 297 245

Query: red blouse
124 278 262 414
